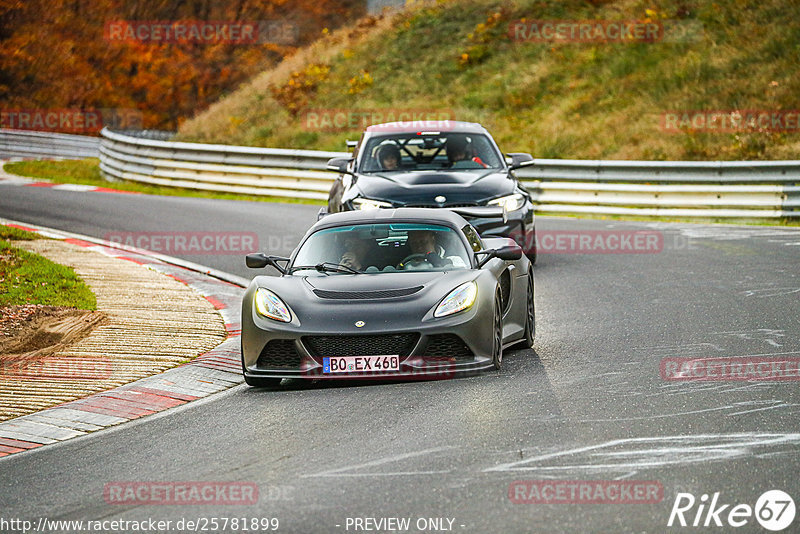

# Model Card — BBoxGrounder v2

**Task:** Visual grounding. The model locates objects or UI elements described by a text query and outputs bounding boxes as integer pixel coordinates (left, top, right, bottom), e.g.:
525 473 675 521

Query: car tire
526 234 537 265
492 291 503 370
521 270 535 348
327 178 343 213
512 269 535 349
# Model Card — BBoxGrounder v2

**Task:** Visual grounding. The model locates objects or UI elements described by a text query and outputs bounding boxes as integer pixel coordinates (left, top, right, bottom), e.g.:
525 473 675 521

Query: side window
461 224 483 253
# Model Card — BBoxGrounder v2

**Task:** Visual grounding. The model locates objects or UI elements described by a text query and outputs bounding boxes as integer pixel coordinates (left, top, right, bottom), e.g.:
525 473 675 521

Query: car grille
312 287 423 300
302 333 419 357
257 339 302 368
422 334 474 360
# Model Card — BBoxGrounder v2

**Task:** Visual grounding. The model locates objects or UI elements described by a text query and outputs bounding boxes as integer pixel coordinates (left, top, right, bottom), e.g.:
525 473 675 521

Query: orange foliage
0 0 364 131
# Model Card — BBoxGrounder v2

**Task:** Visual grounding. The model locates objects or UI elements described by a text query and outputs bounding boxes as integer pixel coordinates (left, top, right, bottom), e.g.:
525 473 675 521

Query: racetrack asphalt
1 181 799 533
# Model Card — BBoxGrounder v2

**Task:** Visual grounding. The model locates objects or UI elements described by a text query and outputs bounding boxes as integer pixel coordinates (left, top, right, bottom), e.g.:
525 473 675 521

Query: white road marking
485 433 800 474
303 446 456 478
51 184 98 192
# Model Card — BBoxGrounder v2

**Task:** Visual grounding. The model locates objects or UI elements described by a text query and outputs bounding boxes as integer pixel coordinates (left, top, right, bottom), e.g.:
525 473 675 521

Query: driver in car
398 230 450 269
446 136 488 169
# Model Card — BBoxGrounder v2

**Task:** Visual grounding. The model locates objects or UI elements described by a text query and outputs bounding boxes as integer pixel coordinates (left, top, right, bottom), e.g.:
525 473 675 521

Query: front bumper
241 301 495 381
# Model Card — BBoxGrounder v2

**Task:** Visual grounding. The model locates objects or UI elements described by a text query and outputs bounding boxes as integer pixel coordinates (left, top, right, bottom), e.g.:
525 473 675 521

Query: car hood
354 170 514 205
251 270 480 323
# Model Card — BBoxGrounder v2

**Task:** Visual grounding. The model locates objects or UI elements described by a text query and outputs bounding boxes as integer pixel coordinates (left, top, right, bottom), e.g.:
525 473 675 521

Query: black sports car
241 208 534 387
325 121 537 262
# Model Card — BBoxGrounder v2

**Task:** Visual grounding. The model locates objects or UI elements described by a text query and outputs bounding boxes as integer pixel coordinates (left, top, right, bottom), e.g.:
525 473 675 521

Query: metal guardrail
100 128 799 218
99 128 344 200
0 129 100 160
520 158 800 218
6 128 798 218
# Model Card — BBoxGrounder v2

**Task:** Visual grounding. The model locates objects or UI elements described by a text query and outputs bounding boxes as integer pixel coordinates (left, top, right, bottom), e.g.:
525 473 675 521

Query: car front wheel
492 291 503 370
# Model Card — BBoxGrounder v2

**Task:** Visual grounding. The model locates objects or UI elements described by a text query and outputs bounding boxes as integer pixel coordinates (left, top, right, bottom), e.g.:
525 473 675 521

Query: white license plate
322 356 400 374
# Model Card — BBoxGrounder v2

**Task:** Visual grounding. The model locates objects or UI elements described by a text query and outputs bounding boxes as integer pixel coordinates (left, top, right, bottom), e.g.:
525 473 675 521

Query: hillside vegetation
178 0 800 160
0 0 363 130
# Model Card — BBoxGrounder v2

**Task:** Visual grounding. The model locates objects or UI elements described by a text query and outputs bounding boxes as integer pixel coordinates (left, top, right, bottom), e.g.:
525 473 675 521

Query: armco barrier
0 129 100 160
97 129 799 217
522 159 800 218
99 128 344 200
6 128 799 218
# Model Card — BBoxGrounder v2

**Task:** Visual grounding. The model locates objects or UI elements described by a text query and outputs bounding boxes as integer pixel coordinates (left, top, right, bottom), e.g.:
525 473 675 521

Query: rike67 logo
668 490 795 531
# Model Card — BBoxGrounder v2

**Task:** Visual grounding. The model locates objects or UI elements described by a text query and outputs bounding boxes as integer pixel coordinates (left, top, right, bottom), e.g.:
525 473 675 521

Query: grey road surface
1 184 800 533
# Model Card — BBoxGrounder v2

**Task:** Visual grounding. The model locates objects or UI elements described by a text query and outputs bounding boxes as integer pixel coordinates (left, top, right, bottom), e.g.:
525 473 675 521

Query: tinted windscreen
292 223 471 274
360 133 503 173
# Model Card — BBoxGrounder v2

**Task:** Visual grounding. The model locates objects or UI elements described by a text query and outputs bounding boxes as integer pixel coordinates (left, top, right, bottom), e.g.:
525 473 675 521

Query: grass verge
2 159 326 206
0 229 96 309
0 225 46 241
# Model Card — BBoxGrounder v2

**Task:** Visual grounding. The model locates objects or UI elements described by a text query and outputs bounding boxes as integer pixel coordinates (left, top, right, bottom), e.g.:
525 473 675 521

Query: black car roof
313 208 470 232
364 121 489 135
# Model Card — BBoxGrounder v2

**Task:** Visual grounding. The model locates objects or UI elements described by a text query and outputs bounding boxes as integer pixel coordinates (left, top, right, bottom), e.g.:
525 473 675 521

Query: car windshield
291 223 472 275
359 132 503 173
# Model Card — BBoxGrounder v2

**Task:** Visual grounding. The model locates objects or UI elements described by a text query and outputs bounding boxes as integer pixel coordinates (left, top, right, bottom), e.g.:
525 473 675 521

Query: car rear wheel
492 291 503 370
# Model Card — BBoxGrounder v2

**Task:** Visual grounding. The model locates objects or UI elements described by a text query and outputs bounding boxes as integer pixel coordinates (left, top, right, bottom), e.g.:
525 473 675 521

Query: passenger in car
340 235 370 271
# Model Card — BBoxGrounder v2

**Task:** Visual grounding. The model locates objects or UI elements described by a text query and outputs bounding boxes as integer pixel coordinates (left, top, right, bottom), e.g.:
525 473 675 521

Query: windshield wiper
289 262 361 274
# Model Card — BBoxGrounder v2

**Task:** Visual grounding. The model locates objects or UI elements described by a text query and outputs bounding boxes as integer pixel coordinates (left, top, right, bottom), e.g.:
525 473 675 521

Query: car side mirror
475 244 522 268
246 253 269 268
246 253 289 274
507 153 534 170
327 157 354 175
495 244 522 261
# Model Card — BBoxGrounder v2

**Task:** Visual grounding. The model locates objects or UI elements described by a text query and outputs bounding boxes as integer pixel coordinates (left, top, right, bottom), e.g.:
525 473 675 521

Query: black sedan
241 208 534 387
325 121 537 262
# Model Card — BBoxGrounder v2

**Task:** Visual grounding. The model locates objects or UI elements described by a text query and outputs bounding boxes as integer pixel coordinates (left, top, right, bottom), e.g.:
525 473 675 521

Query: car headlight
434 281 477 318
352 197 392 210
488 193 525 212
254 288 291 322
